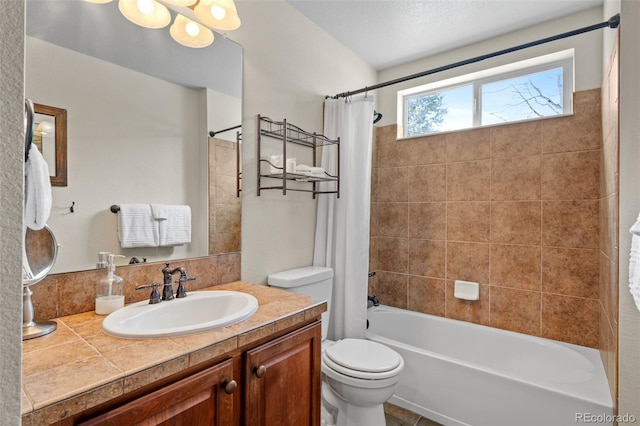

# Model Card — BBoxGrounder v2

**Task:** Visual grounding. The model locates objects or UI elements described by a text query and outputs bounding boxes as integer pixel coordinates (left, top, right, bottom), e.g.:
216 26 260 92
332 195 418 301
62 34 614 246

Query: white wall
206 88 242 143
617 0 640 417
375 6 604 127
26 38 220 273
0 2 25 424
231 1 377 283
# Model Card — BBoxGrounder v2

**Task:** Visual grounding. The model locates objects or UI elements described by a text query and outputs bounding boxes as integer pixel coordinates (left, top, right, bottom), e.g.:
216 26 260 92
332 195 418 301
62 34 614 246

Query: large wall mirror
25 0 242 274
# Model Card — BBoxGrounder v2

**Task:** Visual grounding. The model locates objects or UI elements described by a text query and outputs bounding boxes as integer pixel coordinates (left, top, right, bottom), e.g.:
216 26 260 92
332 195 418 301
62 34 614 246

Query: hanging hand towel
117 204 159 248
158 205 191 246
24 144 52 230
630 213 640 311
631 212 640 236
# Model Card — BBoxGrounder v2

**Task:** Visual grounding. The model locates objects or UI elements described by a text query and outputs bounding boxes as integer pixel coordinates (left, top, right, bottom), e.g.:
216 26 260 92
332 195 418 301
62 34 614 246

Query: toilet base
321 382 386 426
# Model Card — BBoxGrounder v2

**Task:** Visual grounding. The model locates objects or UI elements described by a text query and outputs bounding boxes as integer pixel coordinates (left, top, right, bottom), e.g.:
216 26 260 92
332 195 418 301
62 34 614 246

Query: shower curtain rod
332 14 620 99
209 124 241 137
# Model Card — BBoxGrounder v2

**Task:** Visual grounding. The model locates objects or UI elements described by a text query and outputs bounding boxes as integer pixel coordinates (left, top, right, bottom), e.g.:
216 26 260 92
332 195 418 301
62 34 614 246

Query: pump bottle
95 254 125 315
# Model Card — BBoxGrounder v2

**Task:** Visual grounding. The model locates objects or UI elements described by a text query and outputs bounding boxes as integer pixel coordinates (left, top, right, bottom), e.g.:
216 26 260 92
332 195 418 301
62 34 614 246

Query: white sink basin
102 291 259 338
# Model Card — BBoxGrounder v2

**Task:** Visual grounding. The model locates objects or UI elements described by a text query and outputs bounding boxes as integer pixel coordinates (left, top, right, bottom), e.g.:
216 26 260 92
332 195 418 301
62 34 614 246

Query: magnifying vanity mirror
23 225 58 340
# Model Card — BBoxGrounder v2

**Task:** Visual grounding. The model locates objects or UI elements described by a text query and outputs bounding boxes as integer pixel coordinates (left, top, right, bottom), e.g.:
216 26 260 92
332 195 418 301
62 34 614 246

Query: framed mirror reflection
34 102 67 187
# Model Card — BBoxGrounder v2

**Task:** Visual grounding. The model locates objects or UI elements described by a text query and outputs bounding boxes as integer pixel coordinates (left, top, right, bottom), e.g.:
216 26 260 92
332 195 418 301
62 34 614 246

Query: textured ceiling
287 0 604 70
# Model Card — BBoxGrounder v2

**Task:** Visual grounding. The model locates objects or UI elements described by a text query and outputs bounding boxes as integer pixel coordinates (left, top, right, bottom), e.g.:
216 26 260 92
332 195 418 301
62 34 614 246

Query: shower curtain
313 95 374 340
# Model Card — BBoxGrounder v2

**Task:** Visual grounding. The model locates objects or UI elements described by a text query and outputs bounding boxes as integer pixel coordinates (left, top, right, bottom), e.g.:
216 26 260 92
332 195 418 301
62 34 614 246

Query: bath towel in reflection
117 204 159 248
630 212 640 311
150 203 169 221
24 144 52 230
158 205 191 246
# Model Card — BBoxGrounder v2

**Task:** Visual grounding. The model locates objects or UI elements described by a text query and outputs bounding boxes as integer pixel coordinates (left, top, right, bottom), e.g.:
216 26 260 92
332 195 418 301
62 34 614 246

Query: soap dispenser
95 254 125 315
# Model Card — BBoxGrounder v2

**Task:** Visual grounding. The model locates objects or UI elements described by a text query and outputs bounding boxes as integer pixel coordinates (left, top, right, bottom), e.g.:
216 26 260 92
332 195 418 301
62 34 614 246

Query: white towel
630 212 640 311
24 144 52 230
150 203 169 221
631 212 640 236
117 204 159 248
158 205 191 246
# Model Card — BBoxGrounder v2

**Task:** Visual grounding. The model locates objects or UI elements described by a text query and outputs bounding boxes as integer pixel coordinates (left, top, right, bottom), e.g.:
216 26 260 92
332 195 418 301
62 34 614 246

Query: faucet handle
136 283 161 304
175 272 195 298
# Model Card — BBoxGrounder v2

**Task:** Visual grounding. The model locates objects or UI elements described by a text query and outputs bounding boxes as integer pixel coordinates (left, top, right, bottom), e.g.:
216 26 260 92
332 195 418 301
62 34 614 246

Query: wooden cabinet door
79 359 236 426
244 322 321 426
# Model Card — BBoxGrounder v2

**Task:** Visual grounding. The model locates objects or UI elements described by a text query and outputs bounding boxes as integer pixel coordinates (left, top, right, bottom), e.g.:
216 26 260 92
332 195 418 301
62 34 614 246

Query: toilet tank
268 266 333 339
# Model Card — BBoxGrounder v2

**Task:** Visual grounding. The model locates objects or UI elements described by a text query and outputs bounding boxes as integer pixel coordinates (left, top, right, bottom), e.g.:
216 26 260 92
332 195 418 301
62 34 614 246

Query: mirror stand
22 285 57 340
22 225 59 340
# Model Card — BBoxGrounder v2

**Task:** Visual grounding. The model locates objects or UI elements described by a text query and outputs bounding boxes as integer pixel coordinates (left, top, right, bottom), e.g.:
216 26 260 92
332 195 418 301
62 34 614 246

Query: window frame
399 51 574 138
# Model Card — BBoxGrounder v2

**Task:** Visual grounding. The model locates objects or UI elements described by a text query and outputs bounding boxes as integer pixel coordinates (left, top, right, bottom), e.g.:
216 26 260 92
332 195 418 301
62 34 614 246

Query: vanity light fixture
163 0 197 6
194 0 241 31
118 0 171 29
83 0 240 47
35 121 55 136
170 14 214 48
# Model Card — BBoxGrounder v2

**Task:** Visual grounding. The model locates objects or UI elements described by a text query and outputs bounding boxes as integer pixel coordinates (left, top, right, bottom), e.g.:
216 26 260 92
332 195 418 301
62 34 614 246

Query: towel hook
69 201 75 213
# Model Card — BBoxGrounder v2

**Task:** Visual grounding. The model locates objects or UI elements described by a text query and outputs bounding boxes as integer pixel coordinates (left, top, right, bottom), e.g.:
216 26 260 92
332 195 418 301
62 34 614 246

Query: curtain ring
364 86 368 99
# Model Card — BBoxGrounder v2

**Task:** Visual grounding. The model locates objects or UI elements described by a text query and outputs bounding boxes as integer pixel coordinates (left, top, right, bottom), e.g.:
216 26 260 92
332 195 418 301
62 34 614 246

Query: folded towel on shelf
117 204 159 248
150 203 169 221
158 205 191 246
296 164 326 176
24 144 52 230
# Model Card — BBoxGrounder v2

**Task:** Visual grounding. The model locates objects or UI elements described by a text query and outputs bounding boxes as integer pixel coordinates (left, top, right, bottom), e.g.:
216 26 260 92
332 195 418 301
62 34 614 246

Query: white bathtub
365 305 613 426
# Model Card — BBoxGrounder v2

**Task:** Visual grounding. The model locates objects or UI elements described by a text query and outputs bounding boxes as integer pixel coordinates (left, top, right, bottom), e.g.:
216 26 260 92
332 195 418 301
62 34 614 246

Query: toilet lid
324 338 402 373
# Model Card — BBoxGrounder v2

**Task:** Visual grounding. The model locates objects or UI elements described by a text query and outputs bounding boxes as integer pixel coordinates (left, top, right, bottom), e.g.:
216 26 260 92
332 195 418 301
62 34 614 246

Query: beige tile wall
599 35 619 406
369 89 602 348
209 137 242 254
31 253 241 320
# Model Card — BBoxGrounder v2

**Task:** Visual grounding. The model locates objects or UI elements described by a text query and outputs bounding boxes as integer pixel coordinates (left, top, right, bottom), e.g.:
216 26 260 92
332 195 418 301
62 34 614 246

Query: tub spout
367 295 380 307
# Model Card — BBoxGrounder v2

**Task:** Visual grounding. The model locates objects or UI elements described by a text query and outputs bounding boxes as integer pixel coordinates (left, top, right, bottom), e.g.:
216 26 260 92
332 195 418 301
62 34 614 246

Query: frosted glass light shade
194 0 241 31
170 14 214 48
118 0 171 29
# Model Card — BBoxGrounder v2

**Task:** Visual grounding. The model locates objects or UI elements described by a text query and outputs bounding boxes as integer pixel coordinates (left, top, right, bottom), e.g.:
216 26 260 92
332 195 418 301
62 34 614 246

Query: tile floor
384 402 442 426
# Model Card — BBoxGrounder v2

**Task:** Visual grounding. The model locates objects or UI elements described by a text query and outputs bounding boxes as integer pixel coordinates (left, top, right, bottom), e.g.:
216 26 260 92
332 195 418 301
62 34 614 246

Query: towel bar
110 205 120 213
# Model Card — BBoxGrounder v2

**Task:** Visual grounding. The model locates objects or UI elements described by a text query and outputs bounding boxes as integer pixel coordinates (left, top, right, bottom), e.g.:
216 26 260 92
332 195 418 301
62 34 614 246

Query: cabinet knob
224 380 238 394
254 365 267 378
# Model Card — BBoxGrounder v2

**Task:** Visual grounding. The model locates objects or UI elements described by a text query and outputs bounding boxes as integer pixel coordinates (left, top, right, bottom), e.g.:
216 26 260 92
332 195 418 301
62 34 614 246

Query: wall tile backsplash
369 89 602 348
31 253 241 320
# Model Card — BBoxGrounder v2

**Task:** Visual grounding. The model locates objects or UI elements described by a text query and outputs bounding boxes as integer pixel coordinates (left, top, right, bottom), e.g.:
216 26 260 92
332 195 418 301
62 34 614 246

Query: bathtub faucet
367 295 380 307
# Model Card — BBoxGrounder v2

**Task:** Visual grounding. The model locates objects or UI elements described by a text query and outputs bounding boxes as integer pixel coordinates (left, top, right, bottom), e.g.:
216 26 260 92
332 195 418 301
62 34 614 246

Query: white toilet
268 266 404 426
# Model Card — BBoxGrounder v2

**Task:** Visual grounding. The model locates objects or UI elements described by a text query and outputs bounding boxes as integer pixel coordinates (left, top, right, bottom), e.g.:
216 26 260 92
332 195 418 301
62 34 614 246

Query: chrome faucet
161 263 196 300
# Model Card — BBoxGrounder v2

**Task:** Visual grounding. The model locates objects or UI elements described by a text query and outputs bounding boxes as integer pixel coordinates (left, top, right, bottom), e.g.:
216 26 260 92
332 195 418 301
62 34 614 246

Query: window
399 51 573 138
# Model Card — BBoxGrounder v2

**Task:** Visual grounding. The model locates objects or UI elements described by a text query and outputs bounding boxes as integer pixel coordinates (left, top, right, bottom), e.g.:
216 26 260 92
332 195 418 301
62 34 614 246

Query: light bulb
185 21 200 37
137 0 154 15
211 4 226 20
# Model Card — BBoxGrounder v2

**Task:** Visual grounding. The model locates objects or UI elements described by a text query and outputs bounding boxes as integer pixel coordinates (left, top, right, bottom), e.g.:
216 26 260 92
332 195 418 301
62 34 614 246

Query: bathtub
365 305 613 426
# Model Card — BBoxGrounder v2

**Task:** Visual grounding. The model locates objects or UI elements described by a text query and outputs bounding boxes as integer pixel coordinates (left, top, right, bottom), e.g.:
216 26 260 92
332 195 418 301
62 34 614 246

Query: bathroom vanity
20 282 325 426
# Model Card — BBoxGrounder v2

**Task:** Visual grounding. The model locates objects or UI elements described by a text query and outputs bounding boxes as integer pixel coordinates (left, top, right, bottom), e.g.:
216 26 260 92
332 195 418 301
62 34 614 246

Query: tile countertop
21 281 326 425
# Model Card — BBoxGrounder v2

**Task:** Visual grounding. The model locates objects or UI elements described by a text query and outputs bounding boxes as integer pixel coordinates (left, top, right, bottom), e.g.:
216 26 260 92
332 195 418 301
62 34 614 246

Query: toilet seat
323 338 403 380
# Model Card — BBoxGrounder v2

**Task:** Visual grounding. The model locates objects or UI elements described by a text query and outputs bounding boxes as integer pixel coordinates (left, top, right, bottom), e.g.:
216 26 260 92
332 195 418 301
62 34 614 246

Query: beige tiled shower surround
369 89 604 349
